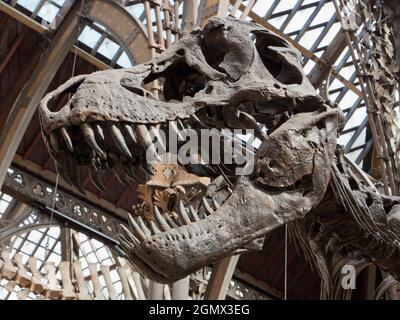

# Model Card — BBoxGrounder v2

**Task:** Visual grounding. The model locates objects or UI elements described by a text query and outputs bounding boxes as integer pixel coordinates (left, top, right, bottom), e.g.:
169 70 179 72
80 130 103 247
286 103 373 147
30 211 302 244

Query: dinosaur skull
39 17 343 282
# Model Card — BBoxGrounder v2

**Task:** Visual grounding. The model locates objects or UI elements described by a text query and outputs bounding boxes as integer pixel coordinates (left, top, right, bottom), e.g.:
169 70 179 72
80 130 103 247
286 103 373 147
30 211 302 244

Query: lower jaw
127 177 285 282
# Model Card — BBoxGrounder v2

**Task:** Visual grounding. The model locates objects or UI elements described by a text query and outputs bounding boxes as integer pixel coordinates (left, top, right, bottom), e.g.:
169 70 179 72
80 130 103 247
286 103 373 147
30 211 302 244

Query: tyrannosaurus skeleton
38 17 400 296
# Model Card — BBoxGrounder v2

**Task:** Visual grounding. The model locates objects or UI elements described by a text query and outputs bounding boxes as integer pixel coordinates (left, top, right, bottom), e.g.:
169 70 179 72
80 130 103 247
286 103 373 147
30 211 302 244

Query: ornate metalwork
3 166 126 243
226 277 270 300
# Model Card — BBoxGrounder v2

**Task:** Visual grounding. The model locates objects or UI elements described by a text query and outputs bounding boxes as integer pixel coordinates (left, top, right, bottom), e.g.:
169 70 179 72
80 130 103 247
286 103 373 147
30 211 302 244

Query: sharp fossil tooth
239 111 267 140
59 152 85 195
177 119 189 130
135 124 152 146
137 216 152 238
88 161 106 193
49 131 60 153
124 163 140 182
110 124 132 159
123 124 137 144
60 127 74 152
127 214 147 241
93 123 105 141
189 206 200 222
120 225 140 246
202 197 214 216
191 114 209 128
169 120 184 141
178 200 192 225
149 220 161 235
212 198 220 210
81 123 106 158
165 214 179 228
148 125 166 152
112 160 135 186
135 125 161 162
153 206 170 231
119 237 133 250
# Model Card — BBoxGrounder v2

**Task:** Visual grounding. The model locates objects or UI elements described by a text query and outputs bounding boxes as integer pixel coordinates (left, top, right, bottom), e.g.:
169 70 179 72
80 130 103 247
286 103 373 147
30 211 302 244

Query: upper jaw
38 70 198 136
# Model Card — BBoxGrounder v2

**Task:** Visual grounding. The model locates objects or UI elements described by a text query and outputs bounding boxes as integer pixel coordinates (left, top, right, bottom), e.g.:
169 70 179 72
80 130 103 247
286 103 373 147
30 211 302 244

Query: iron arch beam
81 0 151 65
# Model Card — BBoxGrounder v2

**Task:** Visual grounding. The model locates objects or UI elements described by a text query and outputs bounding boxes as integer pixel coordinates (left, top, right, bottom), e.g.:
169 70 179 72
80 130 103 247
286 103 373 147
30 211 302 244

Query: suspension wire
70 0 85 85
284 224 288 300
44 173 59 258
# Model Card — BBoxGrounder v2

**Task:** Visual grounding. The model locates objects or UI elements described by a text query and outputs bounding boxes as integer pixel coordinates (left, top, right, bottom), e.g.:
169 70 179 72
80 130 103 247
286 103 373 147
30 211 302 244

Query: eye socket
176 49 185 56
144 59 206 102
253 31 303 85
45 76 86 112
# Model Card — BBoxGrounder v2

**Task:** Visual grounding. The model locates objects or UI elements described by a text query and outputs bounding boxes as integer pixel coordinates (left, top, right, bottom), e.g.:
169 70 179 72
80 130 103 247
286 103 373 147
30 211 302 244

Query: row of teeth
47 120 188 193
47 117 251 193
119 197 221 248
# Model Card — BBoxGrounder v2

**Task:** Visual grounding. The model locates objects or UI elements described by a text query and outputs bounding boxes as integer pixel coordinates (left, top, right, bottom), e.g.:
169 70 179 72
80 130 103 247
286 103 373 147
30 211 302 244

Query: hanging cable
70 0 85 81
44 173 59 258
284 223 288 300
44 0 84 258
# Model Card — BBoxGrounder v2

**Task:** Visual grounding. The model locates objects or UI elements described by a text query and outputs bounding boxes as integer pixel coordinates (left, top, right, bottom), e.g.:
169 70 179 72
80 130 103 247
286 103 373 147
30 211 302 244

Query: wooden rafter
0 0 81 189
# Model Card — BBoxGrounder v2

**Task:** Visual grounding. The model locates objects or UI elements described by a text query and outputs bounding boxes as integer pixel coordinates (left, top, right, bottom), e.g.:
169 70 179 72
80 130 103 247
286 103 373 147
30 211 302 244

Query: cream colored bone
44 262 62 300
28 257 46 294
72 261 91 300
59 261 77 300
88 263 104 300
14 254 31 287
0 251 16 280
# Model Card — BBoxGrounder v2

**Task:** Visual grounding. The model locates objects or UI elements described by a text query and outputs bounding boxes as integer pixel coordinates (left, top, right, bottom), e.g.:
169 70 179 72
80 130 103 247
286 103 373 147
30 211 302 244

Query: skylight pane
352 127 367 149
252 0 274 16
268 14 288 30
318 22 341 48
337 131 354 146
328 78 344 91
347 148 362 162
0 200 9 214
126 4 144 19
284 7 315 34
311 2 335 26
78 26 102 48
2 194 12 202
17 0 40 12
298 27 324 50
37 2 59 23
303 59 316 74
344 107 367 131
97 38 120 60
274 1 296 13
117 52 132 68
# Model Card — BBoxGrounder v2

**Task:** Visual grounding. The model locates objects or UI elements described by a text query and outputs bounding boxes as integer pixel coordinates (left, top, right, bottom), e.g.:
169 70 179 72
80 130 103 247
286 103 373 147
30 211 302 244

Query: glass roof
0 193 124 300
